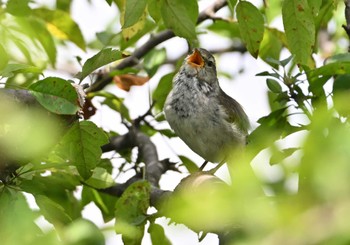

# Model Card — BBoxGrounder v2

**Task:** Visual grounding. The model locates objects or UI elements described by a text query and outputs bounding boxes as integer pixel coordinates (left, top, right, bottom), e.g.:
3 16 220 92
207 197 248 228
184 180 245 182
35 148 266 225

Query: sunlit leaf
33 8 86 50
0 44 9 70
62 219 105 245
148 0 162 22
161 0 198 41
0 64 42 78
29 77 79 115
78 48 124 81
143 48 167 76
6 0 31 16
236 1 265 58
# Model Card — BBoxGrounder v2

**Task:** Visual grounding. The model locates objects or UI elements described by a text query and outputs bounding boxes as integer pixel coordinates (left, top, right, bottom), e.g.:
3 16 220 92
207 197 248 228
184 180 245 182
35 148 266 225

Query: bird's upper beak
187 49 204 68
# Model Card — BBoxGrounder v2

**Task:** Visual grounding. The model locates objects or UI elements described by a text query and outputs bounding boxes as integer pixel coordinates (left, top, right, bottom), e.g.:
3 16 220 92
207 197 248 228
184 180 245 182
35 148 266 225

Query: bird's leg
199 160 208 171
207 160 225 174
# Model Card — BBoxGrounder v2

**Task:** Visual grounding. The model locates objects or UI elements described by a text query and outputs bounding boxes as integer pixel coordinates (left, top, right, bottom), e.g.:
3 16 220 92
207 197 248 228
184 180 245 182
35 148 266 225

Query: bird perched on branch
164 48 249 171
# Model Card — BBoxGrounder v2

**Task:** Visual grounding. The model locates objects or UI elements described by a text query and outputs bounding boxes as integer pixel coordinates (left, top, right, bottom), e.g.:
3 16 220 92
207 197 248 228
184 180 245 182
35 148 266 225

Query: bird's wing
218 88 250 134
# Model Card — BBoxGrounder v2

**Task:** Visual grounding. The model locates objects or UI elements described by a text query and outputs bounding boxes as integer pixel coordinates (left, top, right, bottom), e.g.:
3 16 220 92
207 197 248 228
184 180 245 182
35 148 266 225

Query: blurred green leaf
143 48 167 76
236 1 265 58
0 64 42 78
78 48 124 81
179 155 198 173
152 72 174 113
149 222 171 245
82 186 119 223
282 0 315 66
63 219 105 245
227 0 238 13
35 194 73 226
90 91 131 121
207 20 241 38
148 0 162 22
161 0 198 41
0 44 9 70
33 8 86 50
259 28 283 68
270 147 300 165
6 0 31 16
29 18 57 66
84 167 115 189
29 77 79 115
48 121 108 179
123 0 147 28
115 180 150 245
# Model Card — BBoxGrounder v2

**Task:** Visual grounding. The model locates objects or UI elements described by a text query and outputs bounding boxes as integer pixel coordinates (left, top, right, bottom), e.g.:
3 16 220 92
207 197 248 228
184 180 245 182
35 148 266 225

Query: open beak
187 49 204 68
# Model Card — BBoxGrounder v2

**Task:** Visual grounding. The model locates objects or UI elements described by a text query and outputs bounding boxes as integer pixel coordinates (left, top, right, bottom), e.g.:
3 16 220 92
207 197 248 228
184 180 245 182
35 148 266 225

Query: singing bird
164 48 249 171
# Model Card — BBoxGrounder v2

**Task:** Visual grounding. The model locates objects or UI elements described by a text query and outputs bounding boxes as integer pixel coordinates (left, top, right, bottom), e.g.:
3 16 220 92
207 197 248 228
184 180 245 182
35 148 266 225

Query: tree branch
87 0 228 92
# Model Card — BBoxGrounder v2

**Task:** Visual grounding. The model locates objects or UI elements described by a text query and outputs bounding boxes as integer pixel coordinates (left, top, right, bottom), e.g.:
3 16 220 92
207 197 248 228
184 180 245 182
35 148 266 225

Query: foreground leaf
29 77 79 115
49 121 108 179
115 180 150 245
79 48 124 81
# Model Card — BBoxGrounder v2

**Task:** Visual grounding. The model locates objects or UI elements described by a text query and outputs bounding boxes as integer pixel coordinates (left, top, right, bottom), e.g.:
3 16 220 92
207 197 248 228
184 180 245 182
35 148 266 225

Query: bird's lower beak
187 49 204 68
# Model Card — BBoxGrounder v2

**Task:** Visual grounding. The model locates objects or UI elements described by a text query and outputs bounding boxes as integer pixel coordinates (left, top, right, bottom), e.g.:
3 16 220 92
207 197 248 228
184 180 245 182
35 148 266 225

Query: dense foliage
1 0 350 244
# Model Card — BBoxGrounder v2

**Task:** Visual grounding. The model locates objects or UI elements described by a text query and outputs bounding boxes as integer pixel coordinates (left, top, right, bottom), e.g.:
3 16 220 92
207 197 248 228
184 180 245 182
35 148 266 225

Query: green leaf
79 48 124 81
282 0 315 66
29 18 57 66
308 62 350 79
29 77 79 115
0 64 42 78
115 181 150 245
90 91 131 121
149 223 171 245
227 0 238 13
6 0 31 16
148 0 162 22
123 0 147 28
49 121 109 179
143 48 167 76
35 195 73 226
84 167 115 189
32 8 86 50
270 147 300 165
179 155 198 173
63 219 105 245
207 20 241 38
266 79 283 93
82 186 118 223
161 0 198 41
236 1 265 58
259 28 283 68
152 72 174 113
0 44 9 70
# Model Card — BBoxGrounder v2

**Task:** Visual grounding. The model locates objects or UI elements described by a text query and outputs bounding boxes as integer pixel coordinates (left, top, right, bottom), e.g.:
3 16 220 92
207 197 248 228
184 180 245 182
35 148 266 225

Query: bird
164 48 249 172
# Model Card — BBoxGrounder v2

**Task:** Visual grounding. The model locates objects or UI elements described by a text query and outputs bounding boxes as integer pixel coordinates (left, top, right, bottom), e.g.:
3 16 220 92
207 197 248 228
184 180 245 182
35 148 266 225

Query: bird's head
182 48 218 86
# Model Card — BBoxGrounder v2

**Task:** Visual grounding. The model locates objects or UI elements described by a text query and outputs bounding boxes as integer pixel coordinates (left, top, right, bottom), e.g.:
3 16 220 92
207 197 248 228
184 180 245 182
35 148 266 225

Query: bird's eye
207 60 214 67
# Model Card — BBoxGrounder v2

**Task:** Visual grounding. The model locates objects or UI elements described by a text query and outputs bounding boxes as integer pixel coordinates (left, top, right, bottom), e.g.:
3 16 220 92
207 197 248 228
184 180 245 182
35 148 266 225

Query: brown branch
87 0 228 93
